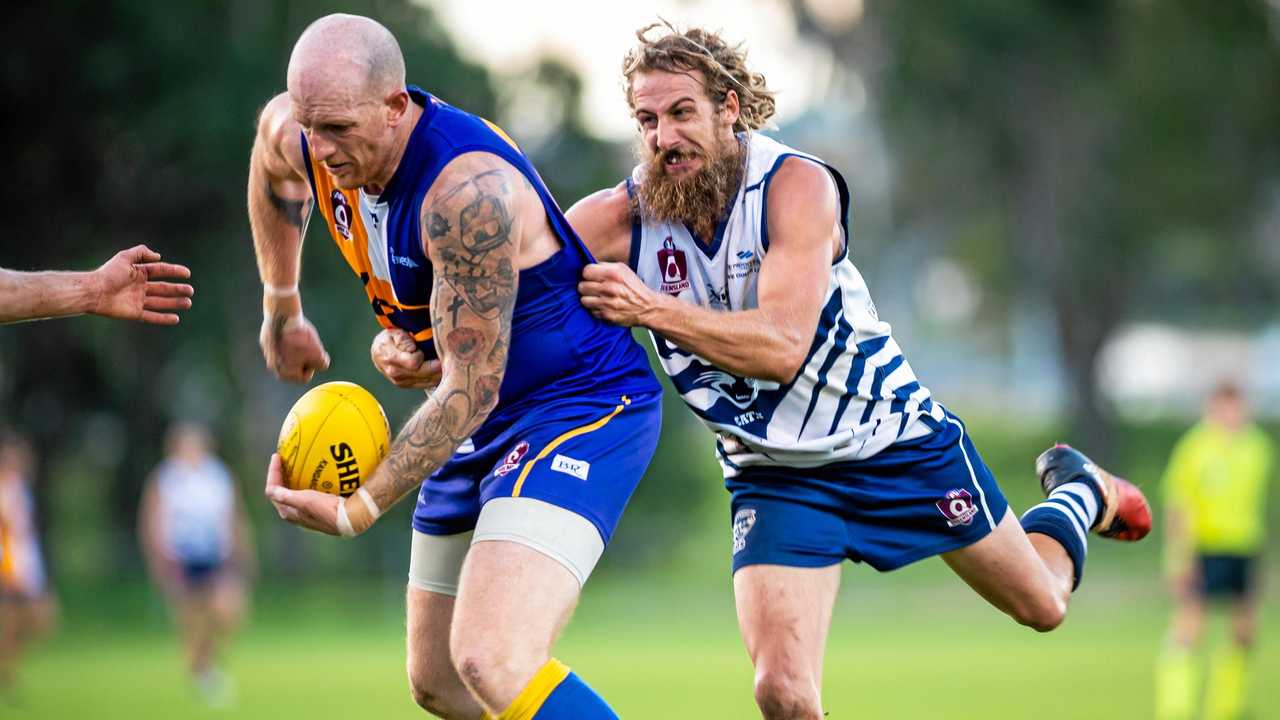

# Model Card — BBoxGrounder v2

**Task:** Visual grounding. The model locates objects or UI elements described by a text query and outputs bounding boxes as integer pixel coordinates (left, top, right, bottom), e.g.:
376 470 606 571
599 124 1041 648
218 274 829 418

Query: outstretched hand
264 453 342 536
91 245 194 325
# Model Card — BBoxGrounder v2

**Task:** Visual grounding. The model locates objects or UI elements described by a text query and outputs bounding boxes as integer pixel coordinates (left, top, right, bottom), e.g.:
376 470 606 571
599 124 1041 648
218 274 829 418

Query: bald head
288 13 405 101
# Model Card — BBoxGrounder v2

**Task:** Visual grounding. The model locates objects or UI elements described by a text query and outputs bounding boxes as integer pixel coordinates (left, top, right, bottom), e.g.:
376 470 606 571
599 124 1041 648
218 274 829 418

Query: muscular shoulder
764 156 840 253
766 156 838 223
419 152 530 254
421 152 528 222
566 181 633 263
255 92 307 180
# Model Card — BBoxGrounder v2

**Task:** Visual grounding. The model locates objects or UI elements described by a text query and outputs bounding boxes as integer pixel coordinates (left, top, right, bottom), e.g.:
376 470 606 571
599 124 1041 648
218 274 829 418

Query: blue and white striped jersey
628 133 945 476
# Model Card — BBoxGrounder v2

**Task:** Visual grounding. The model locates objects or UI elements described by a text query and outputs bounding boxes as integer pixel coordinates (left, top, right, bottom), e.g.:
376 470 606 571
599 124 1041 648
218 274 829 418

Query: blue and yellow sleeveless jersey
300 86 659 442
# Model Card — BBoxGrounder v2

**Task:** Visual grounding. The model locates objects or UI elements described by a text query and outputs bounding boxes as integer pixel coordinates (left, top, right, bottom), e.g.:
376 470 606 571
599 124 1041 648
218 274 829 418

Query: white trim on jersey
630 133 942 476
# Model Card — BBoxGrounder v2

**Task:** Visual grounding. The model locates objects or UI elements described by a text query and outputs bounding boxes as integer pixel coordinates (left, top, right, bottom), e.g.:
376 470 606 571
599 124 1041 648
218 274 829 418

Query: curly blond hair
622 21 776 133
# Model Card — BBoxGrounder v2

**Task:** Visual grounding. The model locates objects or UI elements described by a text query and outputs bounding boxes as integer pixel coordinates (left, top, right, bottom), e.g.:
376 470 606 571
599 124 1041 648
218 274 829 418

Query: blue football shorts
727 409 1009 573
412 391 662 546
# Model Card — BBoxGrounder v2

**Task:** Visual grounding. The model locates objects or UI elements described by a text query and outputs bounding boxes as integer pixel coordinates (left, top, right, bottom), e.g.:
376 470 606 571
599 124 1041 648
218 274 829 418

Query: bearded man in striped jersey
571 22 1152 720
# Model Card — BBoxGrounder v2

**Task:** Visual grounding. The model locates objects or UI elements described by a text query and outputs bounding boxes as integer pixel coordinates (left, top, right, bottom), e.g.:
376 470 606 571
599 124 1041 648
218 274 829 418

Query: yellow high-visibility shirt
1162 421 1274 554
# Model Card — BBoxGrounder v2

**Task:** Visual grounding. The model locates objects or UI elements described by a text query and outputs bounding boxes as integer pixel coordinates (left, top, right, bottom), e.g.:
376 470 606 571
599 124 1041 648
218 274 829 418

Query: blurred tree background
1 0 1277 594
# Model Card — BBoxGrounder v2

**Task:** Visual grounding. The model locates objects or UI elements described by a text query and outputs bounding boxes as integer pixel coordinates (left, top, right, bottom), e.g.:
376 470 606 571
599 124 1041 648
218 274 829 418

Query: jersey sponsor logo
937 488 979 527
494 441 530 477
693 370 759 409
732 507 757 554
390 254 419 268
736 250 754 260
550 454 590 481
657 237 690 295
728 256 761 280
331 190 352 239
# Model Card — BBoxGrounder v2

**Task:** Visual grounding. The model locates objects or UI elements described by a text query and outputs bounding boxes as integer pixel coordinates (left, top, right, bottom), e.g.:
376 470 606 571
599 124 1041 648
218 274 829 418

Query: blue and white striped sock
1020 480 1103 590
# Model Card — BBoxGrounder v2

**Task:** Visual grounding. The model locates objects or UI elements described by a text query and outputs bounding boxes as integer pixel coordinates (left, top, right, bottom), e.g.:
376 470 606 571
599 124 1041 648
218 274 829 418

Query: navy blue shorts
727 411 1009 573
178 559 224 589
1197 554 1258 600
413 391 661 544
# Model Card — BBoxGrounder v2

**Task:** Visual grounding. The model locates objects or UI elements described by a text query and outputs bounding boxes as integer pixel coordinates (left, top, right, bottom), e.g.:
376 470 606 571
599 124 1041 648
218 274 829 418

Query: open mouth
663 153 698 174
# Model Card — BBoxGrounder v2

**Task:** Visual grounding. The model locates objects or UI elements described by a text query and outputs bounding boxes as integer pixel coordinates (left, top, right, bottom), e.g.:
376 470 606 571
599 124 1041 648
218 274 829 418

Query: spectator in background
138 422 254 708
1156 381 1275 720
0 431 57 698
0 245 192 325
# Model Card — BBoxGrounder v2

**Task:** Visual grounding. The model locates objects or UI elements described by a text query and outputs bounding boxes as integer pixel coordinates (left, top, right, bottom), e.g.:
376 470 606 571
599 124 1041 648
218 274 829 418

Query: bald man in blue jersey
247 14 661 720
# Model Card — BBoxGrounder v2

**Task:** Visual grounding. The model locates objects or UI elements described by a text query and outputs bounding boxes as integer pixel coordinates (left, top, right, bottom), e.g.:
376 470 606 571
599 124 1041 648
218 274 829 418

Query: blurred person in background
0 431 57 699
0 245 192 325
1156 381 1274 720
572 22 1151 719
138 422 254 708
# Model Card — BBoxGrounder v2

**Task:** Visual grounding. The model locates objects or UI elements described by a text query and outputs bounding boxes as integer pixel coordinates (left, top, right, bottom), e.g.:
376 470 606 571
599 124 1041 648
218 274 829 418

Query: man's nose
655 118 682 152
309 131 335 161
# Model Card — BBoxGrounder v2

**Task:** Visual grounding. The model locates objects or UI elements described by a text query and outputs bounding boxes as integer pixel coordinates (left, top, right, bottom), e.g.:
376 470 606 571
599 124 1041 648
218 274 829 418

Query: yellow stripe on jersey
482 119 520 151
511 396 631 498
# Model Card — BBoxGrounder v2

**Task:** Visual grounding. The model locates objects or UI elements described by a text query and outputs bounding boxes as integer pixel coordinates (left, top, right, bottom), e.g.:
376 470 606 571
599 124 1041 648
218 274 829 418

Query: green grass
10 560 1280 719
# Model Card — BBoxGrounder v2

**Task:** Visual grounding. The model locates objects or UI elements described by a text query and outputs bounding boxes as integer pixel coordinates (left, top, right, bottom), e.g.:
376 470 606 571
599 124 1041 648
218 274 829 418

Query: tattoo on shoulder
427 212 452 239
422 167 519 318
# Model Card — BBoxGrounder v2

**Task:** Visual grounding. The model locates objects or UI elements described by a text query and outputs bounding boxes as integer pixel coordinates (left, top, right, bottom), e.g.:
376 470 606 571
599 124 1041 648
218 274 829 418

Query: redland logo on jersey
937 488 979 527
331 190 352 239
657 237 690 295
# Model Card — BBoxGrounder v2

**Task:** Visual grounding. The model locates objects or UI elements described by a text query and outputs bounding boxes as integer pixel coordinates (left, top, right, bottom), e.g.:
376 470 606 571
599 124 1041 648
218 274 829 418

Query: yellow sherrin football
277 381 390 497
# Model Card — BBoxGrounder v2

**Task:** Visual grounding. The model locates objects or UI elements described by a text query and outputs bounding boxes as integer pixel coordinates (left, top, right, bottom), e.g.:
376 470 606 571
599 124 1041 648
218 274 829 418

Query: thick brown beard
634 135 744 236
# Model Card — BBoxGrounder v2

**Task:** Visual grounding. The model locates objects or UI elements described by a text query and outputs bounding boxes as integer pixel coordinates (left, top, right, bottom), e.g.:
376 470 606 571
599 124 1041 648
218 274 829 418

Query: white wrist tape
263 283 299 298
336 488 381 538
335 501 355 538
356 487 382 521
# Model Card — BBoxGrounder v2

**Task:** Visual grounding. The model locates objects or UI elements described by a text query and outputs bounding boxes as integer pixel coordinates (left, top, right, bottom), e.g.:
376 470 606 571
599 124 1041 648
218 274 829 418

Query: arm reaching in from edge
247 92 329 383
264 153 522 535
0 246 192 325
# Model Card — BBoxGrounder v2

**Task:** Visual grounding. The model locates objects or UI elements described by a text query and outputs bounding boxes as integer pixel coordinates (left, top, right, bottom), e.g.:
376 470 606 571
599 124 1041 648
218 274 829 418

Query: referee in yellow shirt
1156 381 1274 720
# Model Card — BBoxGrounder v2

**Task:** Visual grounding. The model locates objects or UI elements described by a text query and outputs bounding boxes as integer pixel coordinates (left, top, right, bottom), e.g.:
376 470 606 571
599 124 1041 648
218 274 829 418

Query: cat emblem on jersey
657 237 690 295
331 190 352 240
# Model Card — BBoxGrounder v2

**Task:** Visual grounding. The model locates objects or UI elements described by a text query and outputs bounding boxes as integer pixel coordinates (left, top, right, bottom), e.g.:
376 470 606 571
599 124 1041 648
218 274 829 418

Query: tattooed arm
248 93 330 383
264 153 522 536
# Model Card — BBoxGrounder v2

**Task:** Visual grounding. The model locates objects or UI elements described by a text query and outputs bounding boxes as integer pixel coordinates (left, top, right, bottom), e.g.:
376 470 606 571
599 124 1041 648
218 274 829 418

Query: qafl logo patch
331 190 353 240
937 488 979 528
657 237 690 295
732 507 757 555
493 441 530 477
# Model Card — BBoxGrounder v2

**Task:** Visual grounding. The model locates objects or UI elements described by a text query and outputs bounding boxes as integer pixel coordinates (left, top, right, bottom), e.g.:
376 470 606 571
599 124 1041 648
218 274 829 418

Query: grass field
14 418 1279 718
10 557 1279 719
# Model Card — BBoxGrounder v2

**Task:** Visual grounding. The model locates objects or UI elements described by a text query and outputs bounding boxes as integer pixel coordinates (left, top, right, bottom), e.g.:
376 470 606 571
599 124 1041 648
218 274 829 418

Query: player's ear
719 89 740 129
385 89 411 127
